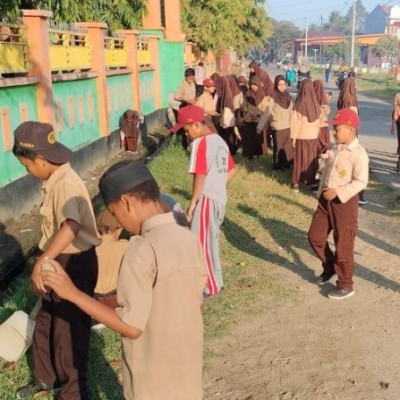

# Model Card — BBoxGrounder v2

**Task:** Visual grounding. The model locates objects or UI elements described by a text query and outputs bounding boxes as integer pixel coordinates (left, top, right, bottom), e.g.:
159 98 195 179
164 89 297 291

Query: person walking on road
308 109 369 300
390 91 400 172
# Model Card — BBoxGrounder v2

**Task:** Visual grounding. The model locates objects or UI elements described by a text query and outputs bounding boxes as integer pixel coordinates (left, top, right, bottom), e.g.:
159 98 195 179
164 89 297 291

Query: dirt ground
203 187 400 400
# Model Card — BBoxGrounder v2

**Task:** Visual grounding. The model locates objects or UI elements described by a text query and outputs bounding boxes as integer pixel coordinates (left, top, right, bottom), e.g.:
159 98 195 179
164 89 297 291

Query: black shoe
316 272 335 285
16 383 59 399
358 194 367 205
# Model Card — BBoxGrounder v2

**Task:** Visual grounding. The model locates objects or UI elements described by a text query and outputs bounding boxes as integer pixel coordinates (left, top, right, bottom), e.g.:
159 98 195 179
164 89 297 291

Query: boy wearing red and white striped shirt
171 105 236 297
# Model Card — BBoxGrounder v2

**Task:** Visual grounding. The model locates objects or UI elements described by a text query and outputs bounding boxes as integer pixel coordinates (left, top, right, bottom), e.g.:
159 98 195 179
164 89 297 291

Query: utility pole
305 18 308 64
350 0 356 67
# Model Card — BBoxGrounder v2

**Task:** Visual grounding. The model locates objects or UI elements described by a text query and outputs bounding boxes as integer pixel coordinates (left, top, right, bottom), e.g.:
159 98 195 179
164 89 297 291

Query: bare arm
42 260 142 340
32 219 80 295
187 174 205 222
227 167 236 183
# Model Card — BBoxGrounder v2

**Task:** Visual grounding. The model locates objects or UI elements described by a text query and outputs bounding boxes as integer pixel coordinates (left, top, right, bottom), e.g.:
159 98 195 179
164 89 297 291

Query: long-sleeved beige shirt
290 109 321 140
257 98 292 132
317 138 369 203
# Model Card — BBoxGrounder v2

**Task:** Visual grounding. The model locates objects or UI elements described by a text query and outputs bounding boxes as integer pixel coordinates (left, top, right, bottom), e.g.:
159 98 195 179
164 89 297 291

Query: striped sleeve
188 137 207 175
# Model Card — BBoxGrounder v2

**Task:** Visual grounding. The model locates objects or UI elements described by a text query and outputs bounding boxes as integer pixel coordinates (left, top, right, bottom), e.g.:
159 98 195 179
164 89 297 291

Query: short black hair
125 180 160 202
12 144 38 160
185 68 195 77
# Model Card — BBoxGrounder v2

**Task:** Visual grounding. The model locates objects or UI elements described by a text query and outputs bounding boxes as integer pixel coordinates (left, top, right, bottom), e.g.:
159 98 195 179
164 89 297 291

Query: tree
181 0 271 55
343 0 368 35
322 11 345 33
0 0 147 30
263 20 301 61
372 35 398 59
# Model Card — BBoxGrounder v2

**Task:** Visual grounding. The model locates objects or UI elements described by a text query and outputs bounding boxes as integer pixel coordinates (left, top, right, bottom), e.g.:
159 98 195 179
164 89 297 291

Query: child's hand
41 258 79 301
186 202 196 223
31 261 48 296
323 188 337 201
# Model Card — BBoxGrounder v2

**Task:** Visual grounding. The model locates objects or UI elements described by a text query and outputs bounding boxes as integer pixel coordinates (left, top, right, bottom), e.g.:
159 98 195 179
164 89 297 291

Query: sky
266 0 396 29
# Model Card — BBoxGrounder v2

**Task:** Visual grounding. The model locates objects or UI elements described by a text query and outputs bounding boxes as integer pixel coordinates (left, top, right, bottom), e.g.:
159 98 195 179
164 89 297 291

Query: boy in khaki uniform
12 121 100 399
308 109 369 300
41 160 208 400
94 210 128 308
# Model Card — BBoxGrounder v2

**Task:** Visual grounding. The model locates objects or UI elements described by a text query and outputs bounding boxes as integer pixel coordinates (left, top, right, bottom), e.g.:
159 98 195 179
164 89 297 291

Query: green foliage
264 20 301 61
323 38 361 64
372 35 398 58
181 0 271 55
321 1 367 35
0 0 147 30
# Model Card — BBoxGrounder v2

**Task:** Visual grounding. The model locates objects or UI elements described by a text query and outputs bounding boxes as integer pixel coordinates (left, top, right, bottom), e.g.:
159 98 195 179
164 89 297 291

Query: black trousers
33 248 98 400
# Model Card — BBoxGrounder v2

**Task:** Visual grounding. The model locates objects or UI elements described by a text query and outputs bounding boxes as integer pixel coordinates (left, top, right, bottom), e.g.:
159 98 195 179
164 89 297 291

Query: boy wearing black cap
12 121 100 399
308 109 369 300
41 160 208 400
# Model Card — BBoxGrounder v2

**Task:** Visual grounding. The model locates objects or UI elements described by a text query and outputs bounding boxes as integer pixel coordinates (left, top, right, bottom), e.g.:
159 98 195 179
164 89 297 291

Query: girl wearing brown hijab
290 79 321 191
337 77 359 114
249 59 274 96
239 76 269 158
258 75 293 170
313 79 331 152
120 109 142 153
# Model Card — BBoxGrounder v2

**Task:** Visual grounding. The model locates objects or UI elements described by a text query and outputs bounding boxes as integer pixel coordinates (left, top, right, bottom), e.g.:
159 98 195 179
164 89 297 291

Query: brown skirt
292 138 319 185
239 122 267 158
272 128 293 167
318 126 331 152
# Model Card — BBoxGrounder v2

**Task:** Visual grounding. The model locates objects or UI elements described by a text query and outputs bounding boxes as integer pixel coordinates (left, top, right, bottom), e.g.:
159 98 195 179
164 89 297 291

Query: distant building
364 4 400 35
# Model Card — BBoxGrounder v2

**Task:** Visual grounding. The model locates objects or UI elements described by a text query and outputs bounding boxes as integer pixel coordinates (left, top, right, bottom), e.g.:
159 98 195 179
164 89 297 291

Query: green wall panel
139 70 156 115
140 29 184 109
106 74 134 131
0 85 38 187
52 79 100 149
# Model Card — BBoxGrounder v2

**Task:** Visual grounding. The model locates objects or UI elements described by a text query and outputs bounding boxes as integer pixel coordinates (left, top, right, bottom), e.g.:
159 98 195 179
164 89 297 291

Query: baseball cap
203 78 215 88
96 209 121 232
14 121 73 164
170 105 204 133
99 160 156 205
326 109 359 128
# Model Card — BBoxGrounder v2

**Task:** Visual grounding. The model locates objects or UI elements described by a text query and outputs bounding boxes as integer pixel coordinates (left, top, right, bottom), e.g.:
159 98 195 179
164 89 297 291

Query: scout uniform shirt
317 138 369 203
116 212 207 400
39 163 100 253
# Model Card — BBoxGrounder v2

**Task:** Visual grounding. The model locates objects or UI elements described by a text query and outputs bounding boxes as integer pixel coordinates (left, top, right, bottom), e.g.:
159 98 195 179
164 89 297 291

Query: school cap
14 121 73 164
170 105 204 133
96 209 121 232
98 160 156 205
203 78 215 88
326 109 359 128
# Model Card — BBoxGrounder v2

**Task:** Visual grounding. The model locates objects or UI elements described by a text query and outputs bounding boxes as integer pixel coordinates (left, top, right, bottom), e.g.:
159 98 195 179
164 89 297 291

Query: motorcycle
297 70 311 91
335 71 348 90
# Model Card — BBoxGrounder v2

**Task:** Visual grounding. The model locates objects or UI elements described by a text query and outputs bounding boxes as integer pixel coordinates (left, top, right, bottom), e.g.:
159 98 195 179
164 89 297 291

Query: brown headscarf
337 77 358 111
293 79 320 123
246 76 265 107
121 109 140 137
313 80 327 106
218 76 235 112
272 75 291 110
225 74 241 98
249 59 273 96
237 75 248 96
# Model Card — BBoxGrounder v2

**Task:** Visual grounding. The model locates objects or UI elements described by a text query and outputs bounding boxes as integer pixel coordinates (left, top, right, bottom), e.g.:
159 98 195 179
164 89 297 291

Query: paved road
266 65 400 196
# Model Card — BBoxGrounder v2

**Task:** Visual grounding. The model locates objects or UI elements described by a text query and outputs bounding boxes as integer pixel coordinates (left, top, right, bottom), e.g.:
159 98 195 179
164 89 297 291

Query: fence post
21 9 55 126
75 22 109 137
115 30 141 111
148 35 162 110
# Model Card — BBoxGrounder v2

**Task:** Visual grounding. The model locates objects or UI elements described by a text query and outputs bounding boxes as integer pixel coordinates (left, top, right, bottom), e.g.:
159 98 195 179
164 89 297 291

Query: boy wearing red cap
171 106 236 297
308 109 369 300
12 121 100 399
